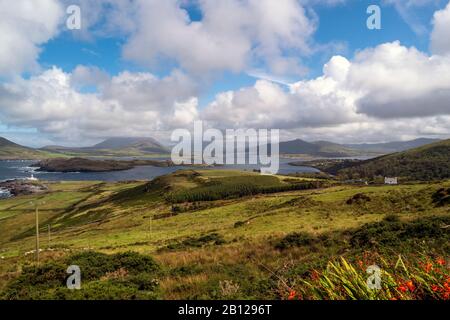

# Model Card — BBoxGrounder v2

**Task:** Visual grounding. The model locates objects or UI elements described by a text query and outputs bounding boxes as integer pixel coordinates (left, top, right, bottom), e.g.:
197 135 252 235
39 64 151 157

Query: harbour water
0 159 319 182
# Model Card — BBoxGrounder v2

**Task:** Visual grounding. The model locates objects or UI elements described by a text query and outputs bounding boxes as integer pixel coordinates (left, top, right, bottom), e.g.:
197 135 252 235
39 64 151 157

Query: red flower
406 280 415 292
424 262 433 273
398 285 408 293
288 290 297 300
431 285 440 292
436 258 446 266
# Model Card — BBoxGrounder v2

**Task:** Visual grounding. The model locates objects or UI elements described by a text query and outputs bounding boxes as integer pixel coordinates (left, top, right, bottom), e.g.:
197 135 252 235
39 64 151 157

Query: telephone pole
48 224 51 249
35 204 40 265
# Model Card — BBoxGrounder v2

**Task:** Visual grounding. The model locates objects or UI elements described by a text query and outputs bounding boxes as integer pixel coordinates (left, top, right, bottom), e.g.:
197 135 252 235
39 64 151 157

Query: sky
0 0 450 147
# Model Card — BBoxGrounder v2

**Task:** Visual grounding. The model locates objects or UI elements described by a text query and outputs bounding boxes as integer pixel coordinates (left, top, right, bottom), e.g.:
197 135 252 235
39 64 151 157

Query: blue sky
36 0 444 108
1 0 450 146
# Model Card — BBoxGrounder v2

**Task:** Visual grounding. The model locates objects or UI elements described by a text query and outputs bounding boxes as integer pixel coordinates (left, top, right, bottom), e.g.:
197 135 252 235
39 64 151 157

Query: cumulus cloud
123 0 315 77
431 1 450 55
0 0 64 76
203 42 450 140
349 42 450 118
60 0 137 40
0 67 199 144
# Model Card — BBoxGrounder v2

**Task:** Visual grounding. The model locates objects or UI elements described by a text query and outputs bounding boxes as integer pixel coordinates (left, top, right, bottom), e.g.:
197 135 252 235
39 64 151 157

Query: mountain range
41 137 169 158
0 136 443 160
277 138 440 157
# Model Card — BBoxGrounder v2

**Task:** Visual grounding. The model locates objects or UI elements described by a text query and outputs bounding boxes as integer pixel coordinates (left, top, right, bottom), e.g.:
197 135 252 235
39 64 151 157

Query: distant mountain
278 138 442 158
332 139 450 181
42 137 168 157
0 137 55 160
279 139 318 154
278 139 376 157
92 137 165 151
344 138 440 154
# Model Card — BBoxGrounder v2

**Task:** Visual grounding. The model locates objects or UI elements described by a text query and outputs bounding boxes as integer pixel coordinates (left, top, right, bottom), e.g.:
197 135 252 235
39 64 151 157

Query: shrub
346 193 371 205
350 216 450 248
275 232 317 250
432 188 450 206
2 251 161 300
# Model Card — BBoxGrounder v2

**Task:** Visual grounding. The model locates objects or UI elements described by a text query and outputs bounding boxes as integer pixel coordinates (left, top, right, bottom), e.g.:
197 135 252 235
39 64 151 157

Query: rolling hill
0 137 58 160
42 137 169 157
325 139 450 181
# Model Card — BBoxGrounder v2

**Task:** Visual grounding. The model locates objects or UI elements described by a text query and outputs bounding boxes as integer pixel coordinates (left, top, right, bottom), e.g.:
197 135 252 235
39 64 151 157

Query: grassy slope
0 170 448 299
335 139 450 181
0 145 64 160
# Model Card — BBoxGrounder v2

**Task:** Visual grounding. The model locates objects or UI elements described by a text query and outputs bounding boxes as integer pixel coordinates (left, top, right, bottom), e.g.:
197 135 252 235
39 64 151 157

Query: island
33 157 175 173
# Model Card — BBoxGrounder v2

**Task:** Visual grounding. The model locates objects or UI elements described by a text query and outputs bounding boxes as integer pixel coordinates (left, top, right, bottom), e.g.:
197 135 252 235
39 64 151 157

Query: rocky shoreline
0 180 48 197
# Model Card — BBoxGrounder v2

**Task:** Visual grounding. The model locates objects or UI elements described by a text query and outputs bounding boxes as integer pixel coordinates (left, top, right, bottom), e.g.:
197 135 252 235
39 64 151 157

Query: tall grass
288 254 449 300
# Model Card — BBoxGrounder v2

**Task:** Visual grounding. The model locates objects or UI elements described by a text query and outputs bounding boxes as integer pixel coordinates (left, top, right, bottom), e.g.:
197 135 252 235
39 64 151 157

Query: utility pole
48 224 51 249
35 204 40 265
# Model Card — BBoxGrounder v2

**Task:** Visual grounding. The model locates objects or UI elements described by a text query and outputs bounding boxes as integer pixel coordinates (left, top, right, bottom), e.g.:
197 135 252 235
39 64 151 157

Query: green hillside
0 137 62 160
0 169 448 300
333 139 450 181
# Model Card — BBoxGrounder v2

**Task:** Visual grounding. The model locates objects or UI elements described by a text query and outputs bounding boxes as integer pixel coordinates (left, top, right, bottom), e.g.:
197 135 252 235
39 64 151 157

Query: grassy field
0 169 448 299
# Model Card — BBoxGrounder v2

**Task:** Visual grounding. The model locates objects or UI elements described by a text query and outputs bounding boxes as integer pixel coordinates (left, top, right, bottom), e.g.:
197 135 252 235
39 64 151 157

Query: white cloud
123 0 315 77
0 67 199 144
0 0 64 76
431 1 450 55
60 0 138 40
203 41 450 141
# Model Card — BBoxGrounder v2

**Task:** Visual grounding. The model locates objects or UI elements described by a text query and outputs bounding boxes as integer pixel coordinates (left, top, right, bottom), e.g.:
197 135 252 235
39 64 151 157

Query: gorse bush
275 232 317 250
2 251 161 300
350 216 450 248
163 233 226 251
432 188 450 206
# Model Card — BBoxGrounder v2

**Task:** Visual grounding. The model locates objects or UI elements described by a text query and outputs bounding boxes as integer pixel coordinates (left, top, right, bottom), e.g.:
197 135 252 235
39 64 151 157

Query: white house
384 177 398 185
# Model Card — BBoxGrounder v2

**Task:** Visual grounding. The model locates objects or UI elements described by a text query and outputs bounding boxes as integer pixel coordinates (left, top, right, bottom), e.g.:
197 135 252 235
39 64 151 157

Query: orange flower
436 258 446 266
311 270 320 281
406 280 415 292
288 290 297 300
431 285 440 292
424 262 433 273
398 285 408 293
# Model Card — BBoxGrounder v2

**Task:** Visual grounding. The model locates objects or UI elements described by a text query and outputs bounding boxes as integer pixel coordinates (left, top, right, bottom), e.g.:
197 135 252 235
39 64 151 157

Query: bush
275 232 317 250
110 252 160 275
350 216 450 248
346 193 371 205
164 233 226 251
2 251 161 300
432 188 450 206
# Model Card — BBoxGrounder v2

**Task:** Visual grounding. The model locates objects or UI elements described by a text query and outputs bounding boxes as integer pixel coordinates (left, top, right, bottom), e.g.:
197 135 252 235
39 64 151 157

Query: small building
384 177 398 185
